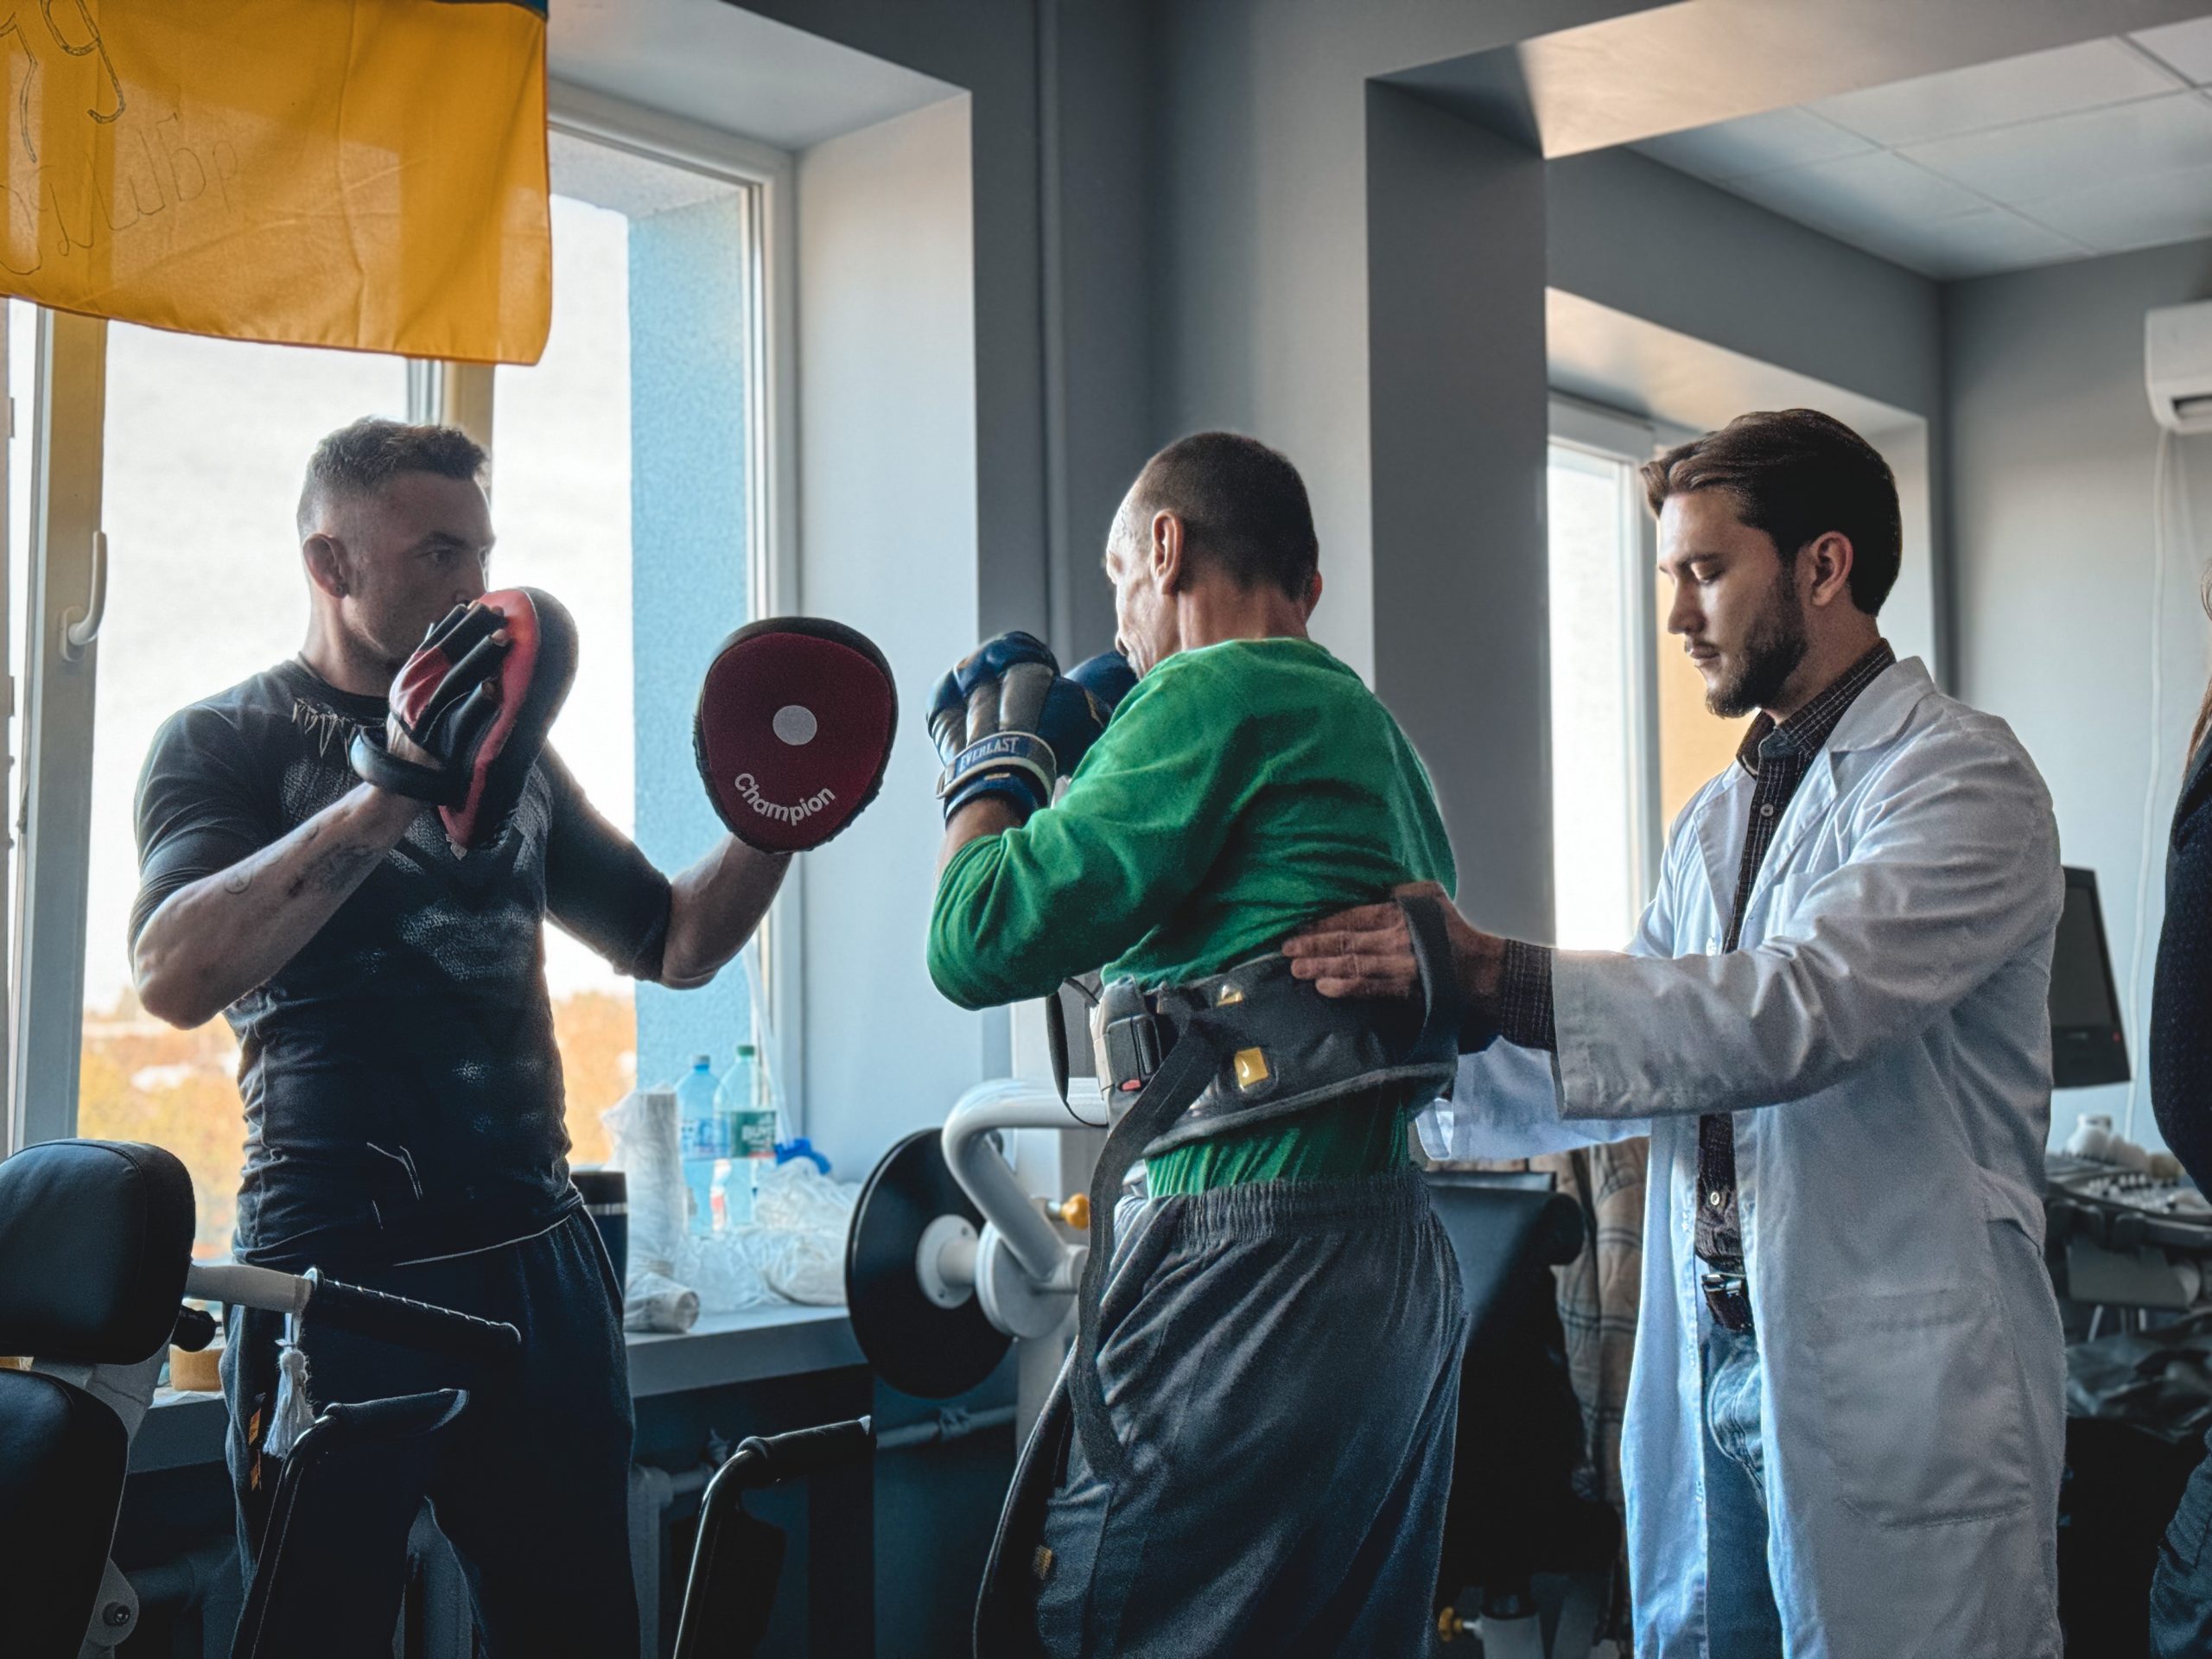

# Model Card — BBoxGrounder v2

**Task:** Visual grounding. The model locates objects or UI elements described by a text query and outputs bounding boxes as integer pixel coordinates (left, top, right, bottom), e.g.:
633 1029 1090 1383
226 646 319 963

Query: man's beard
1706 567 1808 720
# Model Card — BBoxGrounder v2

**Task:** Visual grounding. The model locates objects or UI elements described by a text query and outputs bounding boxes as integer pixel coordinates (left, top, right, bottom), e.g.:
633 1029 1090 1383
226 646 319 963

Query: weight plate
845 1128 1011 1399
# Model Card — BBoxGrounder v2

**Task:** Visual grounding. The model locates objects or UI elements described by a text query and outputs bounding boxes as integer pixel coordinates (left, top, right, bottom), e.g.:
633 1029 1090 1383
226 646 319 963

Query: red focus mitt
350 588 580 851
694 617 898 853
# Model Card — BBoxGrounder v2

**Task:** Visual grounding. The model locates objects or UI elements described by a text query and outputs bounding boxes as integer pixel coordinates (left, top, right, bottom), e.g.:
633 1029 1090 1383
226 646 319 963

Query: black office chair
1426 1170 1621 1657
0 1140 512 1659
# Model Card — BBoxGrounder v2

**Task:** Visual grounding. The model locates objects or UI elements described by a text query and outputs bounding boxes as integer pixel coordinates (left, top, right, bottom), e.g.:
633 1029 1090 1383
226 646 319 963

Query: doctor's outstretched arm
1317 838 1690 1159
1289 723 2060 1128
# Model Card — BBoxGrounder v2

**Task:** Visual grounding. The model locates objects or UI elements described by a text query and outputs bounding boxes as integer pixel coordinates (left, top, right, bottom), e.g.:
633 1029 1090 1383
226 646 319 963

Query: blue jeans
2151 1422 2212 1658
1701 1325 1784 1659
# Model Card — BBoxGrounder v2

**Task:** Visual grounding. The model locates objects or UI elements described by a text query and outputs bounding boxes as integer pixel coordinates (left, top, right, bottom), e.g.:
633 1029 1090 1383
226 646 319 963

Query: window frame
542 81 804 1132
0 92 801 1154
10 309 107 1153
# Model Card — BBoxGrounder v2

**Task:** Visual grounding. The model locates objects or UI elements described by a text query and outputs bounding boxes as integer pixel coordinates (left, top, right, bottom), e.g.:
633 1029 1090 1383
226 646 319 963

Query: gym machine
845 1074 1103 1410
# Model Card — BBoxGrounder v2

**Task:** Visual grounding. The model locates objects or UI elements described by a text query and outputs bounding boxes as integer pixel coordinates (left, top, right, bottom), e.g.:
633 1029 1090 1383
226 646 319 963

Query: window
0 302 32 1154
495 130 770 1163
1547 399 1751 951
79 327 406 1255
5 105 788 1261
1547 439 1653 950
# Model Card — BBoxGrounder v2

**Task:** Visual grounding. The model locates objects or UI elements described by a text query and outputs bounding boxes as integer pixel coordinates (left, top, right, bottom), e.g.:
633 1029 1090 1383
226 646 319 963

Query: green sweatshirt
927 636 1456 1192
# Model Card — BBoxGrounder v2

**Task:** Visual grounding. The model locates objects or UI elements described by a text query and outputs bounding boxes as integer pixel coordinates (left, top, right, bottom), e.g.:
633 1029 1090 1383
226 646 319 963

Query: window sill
132 1300 861 1474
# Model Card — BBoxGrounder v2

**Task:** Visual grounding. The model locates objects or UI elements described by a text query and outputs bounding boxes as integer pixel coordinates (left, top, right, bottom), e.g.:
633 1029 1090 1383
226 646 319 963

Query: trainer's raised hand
930 632 1132 823
349 588 578 851
693 616 899 853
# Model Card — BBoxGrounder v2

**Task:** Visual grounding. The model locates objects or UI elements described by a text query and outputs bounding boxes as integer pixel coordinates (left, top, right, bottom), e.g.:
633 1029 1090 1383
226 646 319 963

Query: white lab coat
1424 658 2065 1659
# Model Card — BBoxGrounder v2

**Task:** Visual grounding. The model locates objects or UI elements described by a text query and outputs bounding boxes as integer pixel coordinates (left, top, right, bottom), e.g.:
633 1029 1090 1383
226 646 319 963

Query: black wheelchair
0 1137 874 1659
0 1139 521 1657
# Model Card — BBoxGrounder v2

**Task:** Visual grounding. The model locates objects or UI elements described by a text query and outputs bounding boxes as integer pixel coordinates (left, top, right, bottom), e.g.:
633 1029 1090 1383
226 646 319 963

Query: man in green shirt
928 433 1469 1657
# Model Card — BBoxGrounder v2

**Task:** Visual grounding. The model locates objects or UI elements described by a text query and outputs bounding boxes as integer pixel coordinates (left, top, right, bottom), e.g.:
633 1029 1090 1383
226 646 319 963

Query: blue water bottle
676 1054 724 1236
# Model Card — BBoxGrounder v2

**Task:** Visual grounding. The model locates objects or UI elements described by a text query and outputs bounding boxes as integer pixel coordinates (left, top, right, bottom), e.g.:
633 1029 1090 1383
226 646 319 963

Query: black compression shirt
2154 734 2212 1192
131 659 672 1270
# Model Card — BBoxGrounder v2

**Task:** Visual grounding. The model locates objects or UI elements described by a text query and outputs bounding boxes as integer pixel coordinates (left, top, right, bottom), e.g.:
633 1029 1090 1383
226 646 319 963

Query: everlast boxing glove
349 588 579 851
693 616 899 854
930 633 1134 821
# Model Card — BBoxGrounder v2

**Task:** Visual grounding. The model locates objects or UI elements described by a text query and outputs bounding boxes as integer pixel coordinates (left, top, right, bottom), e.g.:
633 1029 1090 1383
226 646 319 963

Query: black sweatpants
981 1166 1467 1658
221 1207 639 1656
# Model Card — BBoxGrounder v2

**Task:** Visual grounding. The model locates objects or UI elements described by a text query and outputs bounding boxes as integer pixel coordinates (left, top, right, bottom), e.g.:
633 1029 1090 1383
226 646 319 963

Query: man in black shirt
2149 720 2212 1652
131 418 791 1653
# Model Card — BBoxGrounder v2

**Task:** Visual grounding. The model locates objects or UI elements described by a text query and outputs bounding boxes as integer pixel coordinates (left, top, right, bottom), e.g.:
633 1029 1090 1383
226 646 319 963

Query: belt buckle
1700 1271 1755 1333
1101 1007 1163 1093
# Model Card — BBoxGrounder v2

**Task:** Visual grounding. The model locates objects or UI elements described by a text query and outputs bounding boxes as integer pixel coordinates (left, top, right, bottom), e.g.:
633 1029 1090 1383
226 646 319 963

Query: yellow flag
0 0 550 364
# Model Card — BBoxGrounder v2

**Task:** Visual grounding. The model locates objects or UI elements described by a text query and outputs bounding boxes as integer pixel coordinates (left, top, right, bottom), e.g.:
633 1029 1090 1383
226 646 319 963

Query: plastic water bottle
676 1055 725 1236
715 1044 778 1226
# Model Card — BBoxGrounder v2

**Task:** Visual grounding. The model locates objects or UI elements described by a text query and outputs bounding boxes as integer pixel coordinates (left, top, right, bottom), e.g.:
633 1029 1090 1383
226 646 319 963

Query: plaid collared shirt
1495 642 1898 1287
1693 639 1894 1282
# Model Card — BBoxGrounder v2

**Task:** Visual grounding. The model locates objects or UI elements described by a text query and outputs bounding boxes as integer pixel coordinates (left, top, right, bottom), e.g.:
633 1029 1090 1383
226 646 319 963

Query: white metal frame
11 310 107 1151
0 317 13 1155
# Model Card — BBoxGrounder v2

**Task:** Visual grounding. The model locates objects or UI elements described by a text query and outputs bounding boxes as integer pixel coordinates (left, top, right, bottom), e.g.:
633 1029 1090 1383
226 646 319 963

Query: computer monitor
2050 866 2130 1090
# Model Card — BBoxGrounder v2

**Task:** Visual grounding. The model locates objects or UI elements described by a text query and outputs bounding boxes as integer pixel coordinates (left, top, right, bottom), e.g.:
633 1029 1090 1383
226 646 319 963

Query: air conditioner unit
2147 300 2212 435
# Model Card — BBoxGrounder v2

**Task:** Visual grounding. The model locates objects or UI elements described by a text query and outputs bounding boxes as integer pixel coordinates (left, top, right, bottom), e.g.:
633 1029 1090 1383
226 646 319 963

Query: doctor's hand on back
1282 879 1500 1026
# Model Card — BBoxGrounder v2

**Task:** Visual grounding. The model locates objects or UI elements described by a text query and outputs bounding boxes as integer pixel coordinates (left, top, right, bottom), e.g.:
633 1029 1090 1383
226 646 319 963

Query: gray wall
1366 84 1555 937
1150 0 1669 685
1545 147 1942 421
794 97 984 1173
1044 0 1158 658
1947 238 2212 1150
731 0 1053 638
728 0 1154 666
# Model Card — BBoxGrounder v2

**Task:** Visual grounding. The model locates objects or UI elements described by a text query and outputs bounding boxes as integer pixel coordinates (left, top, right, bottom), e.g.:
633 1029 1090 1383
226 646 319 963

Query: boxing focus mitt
930 634 1133 822
693 617 899 853
349 588 579 851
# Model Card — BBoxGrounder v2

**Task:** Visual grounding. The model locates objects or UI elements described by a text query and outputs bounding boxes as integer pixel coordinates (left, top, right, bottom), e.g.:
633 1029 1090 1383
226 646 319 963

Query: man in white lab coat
1285 409 2064 1659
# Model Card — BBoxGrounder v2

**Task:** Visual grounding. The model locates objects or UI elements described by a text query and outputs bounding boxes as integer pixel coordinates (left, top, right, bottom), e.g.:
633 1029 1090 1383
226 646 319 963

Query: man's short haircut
1127 431 1319 602
297 417 486 537
1641 409 1903 614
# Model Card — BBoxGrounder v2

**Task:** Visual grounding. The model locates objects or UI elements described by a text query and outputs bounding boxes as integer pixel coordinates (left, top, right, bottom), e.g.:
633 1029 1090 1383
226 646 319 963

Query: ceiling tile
1842 208 2090 280
1632 108 1872 183
1811 39 2184 146
2017 160 2212 253
1722 149 1992 241
1899 91 2212 205
2132 18 2212 86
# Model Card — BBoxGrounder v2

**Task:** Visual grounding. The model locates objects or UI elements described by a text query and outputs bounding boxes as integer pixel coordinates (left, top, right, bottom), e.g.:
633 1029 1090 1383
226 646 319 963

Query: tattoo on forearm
224 817 326 899
308 842 378 895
